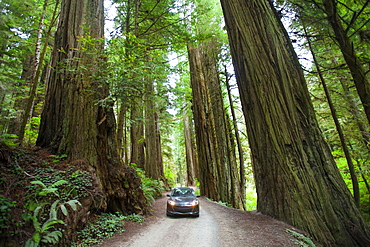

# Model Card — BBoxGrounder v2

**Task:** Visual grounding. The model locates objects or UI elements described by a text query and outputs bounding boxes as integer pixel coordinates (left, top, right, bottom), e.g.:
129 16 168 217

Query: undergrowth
1 146 165 246
71 213 144 247
131 163 164 205
286 228 316 247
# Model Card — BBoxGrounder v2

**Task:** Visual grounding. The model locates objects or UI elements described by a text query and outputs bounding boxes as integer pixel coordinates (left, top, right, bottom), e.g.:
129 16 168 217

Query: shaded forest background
0 0 370 246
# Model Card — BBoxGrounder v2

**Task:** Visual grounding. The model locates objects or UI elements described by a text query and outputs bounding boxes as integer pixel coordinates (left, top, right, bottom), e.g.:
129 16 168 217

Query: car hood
170 197 197 202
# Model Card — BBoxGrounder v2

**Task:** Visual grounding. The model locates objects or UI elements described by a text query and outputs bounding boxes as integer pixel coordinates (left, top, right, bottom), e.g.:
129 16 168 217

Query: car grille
174 206 194 212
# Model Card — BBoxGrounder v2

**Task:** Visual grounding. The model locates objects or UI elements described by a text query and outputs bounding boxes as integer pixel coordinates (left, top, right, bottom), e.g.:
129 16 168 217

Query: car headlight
169 200 176 206
191 200 199 206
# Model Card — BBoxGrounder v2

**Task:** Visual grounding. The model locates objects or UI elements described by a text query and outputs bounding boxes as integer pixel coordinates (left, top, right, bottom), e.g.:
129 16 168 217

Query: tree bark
188 41 244 209
116 102 128 163
37 0 147 215
184 112 197 186
220 0 370 245
188 45 218 199
130 98 145 169
224 66 246 210
144 80 165 181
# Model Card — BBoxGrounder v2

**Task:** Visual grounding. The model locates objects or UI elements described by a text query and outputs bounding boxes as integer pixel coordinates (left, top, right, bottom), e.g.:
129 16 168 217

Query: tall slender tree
321 0 370 125
220 0 370 245
304 23 360 207
183 110 197 186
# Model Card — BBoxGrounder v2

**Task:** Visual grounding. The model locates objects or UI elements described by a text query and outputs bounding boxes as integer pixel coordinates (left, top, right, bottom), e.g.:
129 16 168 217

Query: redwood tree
220 0 370 245
183 111 197 186
37 0 147 214
188 41 244 210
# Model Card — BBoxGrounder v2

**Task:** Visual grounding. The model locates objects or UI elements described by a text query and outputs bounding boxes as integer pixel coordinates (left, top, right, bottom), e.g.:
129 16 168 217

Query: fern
286 228 316 247
30 179 69 197
26 199 80 247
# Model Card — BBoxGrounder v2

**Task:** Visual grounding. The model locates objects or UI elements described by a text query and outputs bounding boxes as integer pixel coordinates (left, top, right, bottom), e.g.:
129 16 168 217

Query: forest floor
98 194 319 247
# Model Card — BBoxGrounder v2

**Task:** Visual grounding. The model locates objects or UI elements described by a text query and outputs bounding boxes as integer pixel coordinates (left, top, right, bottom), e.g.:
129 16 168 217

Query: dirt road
99 195 315 247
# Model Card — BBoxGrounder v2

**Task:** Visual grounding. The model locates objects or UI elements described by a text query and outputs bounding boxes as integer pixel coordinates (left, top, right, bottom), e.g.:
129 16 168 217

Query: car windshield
171 188 195 197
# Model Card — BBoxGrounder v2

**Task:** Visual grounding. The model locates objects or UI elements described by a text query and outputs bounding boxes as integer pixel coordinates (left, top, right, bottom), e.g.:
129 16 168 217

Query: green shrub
25 199 81 247
0 194 16 234
0 134 18 146
286 228 316 247
71 213 144 247
131 163 165 205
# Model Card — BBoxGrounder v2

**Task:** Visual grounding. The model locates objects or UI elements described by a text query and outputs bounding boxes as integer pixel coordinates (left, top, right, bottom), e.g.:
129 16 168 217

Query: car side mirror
167 194 171 197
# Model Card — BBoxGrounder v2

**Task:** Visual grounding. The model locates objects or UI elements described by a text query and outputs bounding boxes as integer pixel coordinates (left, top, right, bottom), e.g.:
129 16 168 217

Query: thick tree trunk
130 99 145 169
188 41 244 209
144 81 164 181
37 0 147 215
202 39 244 209
188 45 218 199
220 0 370 246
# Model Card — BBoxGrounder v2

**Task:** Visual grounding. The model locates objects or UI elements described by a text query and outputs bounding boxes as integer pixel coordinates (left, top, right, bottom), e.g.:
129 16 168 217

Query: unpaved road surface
99 195 315 247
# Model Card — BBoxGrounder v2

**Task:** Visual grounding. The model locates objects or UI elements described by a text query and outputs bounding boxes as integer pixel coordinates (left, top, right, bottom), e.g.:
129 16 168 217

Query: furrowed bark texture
37 0 146 215
219 0 370 246
144 80 165 182
130 98 145 169
184 112 197 186
188 43 244 210
188 45 218 199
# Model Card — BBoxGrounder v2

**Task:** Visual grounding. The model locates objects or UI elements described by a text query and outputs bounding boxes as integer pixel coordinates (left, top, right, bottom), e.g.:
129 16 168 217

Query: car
166 187 200 217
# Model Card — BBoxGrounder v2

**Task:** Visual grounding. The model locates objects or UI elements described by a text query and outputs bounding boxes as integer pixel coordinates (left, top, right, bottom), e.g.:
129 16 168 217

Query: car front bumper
166 205 199 216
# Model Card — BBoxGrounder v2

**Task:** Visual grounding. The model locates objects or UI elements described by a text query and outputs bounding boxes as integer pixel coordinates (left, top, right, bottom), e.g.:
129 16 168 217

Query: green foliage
25 199 81 247
164 168 176 189
131 163 165 205
71 213 144 247
25 166 93 204
23 115 41 146
49 154 68 163
30 180 69 197
0 134 18 146
0 194 16 234
286 228 316 247
245 187 257 211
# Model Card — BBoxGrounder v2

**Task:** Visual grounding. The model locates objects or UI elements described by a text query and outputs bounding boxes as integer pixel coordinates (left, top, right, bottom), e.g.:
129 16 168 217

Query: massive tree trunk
37 0 147 215
188 42 244 209
188 45 218 199
144 80 165 181
130 98 145 169
220 0 370 246
201 39 244 210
